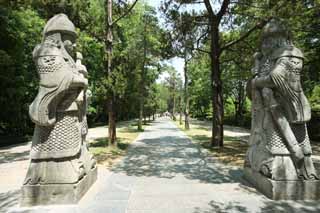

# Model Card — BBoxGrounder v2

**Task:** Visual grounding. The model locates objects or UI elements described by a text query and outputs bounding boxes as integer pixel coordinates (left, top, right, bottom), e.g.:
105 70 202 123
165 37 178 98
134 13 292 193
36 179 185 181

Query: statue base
243 167 320 200
20 166 97 206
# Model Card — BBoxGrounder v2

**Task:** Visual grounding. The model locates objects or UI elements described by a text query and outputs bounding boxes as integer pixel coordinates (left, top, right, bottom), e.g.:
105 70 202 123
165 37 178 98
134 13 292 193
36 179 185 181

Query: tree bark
184 50 190 130
234 81 245 125
105 0 116 146
210 21 224 147
138 16 147 131
172 84 176 121
138 98 143 131
143 114 147 124
179 96 183 125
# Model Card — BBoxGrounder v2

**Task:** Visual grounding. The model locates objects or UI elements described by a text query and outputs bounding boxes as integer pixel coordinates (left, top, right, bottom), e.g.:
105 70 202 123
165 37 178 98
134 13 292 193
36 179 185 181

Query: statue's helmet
261 18 290 40
43 13 77 38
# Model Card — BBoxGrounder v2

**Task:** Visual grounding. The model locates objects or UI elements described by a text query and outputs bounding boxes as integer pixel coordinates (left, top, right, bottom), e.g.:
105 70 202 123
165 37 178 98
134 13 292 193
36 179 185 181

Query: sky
145 0 185 82
144 0 209 83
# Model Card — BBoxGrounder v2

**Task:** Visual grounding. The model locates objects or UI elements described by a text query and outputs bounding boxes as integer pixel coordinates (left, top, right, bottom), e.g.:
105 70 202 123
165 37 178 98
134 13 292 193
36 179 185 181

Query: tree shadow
260 200 320 213
193 201 250 213
0 150 29 164
111 135 244 184
193 199 320 213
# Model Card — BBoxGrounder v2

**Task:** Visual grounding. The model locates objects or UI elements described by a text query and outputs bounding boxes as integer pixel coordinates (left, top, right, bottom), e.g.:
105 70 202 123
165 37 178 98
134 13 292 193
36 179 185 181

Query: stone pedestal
244 167 320 200
20 167 97 206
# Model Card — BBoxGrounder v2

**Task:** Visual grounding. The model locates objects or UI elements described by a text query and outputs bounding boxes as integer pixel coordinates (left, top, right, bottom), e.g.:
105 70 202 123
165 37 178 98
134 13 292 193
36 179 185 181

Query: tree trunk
172 89 176 121
105 0 116 146
144 114 147 124
138 16 148 130
179 96 183 125
184 51 190 130
138 98 143 131
108 98 116 145
210 22 223 147
234 81 244 125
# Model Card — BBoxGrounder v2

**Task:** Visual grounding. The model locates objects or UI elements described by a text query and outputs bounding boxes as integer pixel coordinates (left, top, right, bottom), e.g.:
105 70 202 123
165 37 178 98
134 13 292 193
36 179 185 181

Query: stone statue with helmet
20 13 97 206
244 18 320 200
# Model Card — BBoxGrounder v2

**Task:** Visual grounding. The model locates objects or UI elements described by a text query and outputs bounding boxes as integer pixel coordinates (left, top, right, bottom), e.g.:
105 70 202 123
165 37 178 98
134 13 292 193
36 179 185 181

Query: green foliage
155 83 170 113
310 85 320 112
169 0 320 129
1 0 320 142
0 7 44 136
188 53 212 119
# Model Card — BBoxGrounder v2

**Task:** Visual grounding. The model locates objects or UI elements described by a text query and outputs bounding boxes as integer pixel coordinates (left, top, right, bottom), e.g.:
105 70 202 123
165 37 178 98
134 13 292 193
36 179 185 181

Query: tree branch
221 18 270 52
203 0 215 17
113 0 139 25
188 45 211 54
217 0 230 20
196 30 209 48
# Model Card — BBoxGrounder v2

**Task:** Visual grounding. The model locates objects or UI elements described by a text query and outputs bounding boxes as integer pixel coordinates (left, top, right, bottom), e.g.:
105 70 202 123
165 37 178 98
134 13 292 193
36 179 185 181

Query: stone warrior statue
245 18 318 183
21 14 97 206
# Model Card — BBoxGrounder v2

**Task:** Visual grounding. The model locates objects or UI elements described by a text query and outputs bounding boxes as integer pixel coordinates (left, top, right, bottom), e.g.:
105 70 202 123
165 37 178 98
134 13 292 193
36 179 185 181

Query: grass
175 119 320 166
88 120 151 167
175 120 249 167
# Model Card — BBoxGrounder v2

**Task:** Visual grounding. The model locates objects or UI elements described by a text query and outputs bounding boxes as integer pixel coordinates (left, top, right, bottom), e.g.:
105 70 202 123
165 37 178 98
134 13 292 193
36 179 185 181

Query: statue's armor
21 15 97 206
257 46 312 156
270 46 311 123
29 39 84 159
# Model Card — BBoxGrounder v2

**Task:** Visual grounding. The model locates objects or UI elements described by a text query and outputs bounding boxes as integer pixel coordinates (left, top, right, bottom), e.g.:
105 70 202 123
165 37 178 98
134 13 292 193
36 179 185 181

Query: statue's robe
246 46 317 180
24 40 90 184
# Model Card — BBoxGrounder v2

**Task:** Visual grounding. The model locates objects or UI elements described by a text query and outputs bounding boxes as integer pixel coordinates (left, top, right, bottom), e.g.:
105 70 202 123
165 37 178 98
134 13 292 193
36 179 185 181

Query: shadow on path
111 123 244 184
0 150 29 164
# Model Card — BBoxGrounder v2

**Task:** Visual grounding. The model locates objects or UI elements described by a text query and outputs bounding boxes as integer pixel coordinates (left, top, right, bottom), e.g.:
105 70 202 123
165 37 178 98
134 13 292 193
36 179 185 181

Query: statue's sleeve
270 57 302 100
253 74 274 89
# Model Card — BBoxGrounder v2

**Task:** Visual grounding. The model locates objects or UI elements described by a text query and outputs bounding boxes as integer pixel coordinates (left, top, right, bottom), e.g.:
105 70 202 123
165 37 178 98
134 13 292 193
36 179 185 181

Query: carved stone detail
20 14 97 206
244 18 319 200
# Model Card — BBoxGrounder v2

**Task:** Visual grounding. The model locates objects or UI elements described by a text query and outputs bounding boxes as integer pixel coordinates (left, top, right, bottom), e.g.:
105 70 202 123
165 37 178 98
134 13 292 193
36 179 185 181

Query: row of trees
1 0 319 145
0 0 171 145
162 0 320 144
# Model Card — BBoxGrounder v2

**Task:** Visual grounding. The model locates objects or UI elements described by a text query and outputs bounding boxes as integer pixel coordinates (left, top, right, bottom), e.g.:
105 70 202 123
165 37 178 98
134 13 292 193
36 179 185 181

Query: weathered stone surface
244 18 319 200
20 167 97 206
244 166 320 200
20 13 97 206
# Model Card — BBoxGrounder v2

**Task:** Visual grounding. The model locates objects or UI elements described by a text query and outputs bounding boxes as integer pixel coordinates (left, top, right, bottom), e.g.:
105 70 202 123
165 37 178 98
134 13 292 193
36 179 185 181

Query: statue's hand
291 145 304 163
72 74 88 88
77 64 88 78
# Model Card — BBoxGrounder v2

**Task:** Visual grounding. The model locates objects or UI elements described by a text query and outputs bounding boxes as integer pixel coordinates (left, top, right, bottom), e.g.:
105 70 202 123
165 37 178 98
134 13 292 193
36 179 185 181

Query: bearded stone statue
21 14 97 206
244 18 319 200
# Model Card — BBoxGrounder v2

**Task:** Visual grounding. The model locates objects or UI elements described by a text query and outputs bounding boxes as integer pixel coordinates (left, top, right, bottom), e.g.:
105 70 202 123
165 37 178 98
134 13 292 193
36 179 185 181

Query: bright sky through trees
146 0 184 82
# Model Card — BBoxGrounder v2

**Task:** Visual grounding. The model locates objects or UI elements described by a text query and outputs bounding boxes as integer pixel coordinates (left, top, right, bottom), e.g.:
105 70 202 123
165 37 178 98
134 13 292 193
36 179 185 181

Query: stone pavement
2 118 320 212
80 118 320 213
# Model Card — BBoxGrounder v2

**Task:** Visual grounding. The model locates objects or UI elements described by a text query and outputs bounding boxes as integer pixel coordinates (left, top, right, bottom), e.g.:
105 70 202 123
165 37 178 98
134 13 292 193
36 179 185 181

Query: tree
0 6 44 136
104 0 138 145
163 11 199 129
164 66 181 119
136 5 164 131
162 0 285 147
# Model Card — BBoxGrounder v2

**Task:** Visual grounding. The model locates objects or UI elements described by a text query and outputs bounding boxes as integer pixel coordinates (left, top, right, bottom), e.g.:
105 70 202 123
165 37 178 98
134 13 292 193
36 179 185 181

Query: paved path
3 118 320 212
79 118 320 213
